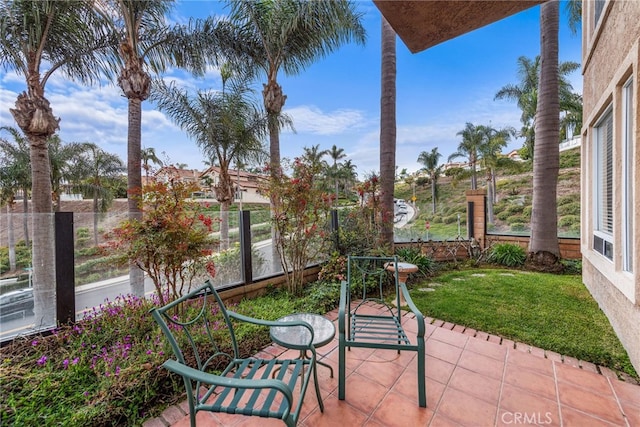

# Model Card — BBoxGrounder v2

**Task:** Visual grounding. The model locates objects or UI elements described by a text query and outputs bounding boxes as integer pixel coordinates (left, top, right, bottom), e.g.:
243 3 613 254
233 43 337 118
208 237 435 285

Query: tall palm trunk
7 202 16 271
379 17 396 250
430 175 437 214
11 83 58 327
120 54 151 296
264 78 287 272
470 155 478 189
93 187 100 247
529 0 560 264
486 169 495 224
22 190 29 247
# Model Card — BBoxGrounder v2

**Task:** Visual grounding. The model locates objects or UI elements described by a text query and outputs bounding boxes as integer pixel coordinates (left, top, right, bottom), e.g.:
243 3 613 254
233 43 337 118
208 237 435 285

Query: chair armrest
338 280 348 335
163 359 294 405
399 282 425 338
228 311 316 349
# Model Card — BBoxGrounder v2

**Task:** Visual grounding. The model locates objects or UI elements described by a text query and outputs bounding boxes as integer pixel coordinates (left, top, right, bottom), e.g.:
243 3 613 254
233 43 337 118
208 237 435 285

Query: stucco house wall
581 0 640 373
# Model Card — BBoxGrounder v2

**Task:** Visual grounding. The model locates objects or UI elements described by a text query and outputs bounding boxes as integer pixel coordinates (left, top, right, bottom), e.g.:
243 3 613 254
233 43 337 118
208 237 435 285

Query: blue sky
0 1 582 179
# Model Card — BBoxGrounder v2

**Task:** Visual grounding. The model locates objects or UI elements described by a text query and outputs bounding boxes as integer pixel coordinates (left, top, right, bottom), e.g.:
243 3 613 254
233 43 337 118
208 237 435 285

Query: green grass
409 268 637 378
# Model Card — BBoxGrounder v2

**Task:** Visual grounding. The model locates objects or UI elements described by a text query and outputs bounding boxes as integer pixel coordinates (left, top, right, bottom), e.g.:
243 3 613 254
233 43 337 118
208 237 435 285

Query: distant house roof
200 166 268 191
373 0 545 53
155 167 201 183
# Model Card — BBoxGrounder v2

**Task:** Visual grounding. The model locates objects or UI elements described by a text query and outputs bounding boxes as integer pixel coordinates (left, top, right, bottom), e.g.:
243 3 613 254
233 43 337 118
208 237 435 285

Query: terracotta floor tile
392 365 446 408
457 349 505 380
362 418 387 427
428 413 465 427
302 394 368 427
555 361 611 392
339 371 390 415
506 348 554 376
556 381 625 425
430 326 469 348
559 406 622 427
620 400 640 426
498 383 560 426
355 351 407 389
427 339 464 364
371 391 434 427
503 363 557 401
426 355 456 384
448 366 502 405
437 387 497 426
609 378 640 405
465 336 508 361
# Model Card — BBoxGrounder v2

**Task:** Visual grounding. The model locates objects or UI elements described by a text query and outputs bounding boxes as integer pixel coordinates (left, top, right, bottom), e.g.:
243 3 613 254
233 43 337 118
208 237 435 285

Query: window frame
592 107 614 261
622 78 634 272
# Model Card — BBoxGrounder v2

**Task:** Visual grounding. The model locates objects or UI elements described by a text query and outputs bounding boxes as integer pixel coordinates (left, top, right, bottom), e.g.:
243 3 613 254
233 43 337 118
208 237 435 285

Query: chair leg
312 359 325 412
338 338 346 400
417 338 426 408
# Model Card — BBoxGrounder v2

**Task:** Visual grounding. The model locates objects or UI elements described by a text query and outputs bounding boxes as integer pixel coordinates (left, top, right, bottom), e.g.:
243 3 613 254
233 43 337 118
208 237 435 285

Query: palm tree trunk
220 201 230 252
7 203 16 271
529 0 560 263
127 98 145 296
431 178 437 214
22 189 29 247
487 170 495 224
29 133 56 327
379 17 396 250
93 189 99 247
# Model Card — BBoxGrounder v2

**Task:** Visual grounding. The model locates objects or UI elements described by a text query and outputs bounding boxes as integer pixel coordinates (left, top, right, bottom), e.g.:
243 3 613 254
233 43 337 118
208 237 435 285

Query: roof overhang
374 0 546 53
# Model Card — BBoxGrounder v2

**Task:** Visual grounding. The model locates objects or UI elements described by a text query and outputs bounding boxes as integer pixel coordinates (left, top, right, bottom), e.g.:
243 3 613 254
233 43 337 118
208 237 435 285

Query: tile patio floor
146 302 640 427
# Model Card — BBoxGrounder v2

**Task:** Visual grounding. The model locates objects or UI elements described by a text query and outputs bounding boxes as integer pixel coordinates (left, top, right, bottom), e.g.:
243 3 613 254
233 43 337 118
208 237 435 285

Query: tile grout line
493 340 510 427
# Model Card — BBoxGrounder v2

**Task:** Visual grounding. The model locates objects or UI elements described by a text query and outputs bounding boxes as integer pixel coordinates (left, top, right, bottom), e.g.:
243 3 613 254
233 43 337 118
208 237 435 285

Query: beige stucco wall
581 0 640 373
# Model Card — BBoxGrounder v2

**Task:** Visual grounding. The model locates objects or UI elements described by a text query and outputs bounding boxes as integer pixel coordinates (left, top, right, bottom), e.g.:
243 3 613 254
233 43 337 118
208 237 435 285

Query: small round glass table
270 313 335 378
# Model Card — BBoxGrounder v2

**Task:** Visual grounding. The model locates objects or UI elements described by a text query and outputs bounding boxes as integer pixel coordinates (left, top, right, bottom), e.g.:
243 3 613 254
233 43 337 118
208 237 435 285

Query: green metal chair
151 281 324 427
338 255 426 407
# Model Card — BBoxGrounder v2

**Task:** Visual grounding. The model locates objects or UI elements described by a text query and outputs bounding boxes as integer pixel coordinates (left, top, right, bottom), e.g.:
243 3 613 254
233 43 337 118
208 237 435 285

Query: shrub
522 205 533 220
395 247 436 278
506 204 524 216
558 202 580 216
507 215 525 225
561 259 582 274
510 223 526 232
442 214 458 224
76 227 90 239
558 194 580 206
487 243 526 267
559 215 580 228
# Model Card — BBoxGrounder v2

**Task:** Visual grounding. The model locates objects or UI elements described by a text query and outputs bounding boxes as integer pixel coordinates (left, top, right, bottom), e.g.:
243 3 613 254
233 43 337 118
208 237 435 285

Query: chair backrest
150 280 239 373
346 255 400 303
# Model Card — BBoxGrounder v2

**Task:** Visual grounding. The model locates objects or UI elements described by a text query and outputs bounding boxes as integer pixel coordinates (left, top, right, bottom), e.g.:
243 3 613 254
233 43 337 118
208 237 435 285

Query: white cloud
283 105 368 135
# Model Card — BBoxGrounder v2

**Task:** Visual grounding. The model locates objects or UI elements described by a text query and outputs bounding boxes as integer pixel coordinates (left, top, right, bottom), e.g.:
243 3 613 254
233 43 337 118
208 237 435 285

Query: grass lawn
409 268 638 378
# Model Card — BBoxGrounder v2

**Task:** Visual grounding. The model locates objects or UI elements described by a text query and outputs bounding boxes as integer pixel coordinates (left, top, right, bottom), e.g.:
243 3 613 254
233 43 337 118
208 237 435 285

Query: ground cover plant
409 268 638 378
0 288 321 426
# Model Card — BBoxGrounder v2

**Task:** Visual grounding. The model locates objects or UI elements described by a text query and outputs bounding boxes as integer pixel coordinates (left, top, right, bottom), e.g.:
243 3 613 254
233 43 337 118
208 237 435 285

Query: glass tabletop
270 313 336 350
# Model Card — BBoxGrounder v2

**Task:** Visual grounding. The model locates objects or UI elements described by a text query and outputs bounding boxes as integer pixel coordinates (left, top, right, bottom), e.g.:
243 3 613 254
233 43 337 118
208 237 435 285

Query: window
623 79 634 272
593 109 613 260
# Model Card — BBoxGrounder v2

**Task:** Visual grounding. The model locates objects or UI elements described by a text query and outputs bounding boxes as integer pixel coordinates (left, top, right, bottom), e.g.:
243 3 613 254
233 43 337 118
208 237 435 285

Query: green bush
558 202 580 216
487 243 526 267
76 227 90 238
442 214 458 224
522 205 533 220
559 215 580 228
505 204 524 216
510 223 527 232
561 259 582 274
507 215 525 225
558 194 580 206
496 210 510 221
395 247 436 278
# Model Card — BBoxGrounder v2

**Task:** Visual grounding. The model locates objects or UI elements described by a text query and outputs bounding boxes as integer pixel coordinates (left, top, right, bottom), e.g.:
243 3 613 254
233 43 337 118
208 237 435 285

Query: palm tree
328 144 346 204
47 136 93 211
494 56 580 158
417 148 442 214
80 144 126 245
227 0 366 174
141 146 163 181
151 75 267 251
102 0 242 296
338 159 358 200
379 16 396 249
478 126 512 224
449 122 484 190
529 0 561 265
302 144 329 170
0 126 31 248
1 0 111 326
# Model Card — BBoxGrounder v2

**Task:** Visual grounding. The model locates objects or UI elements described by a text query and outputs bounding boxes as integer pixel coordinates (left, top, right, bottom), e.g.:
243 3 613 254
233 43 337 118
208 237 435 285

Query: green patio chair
151 281 324 427
338 255 426 407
